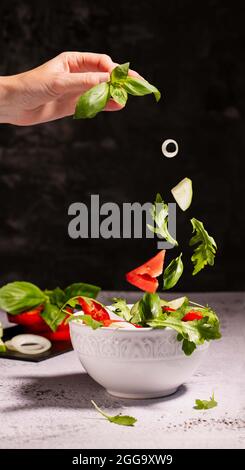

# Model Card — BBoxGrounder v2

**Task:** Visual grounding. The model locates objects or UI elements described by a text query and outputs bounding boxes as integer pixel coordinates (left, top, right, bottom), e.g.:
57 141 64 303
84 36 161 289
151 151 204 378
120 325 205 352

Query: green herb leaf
163 253 183 290
91 400 137 427
110 85 128 106
0 281 47 315
124 76 161 102
194 393 217 410
41 303 67 332
64 283 100 301
111 298 132 322
44 287 66 309
111 62 130 84
147 193 178 246
74 82 110 119
190 218 217 275
182 339 196 355
130 293 162 325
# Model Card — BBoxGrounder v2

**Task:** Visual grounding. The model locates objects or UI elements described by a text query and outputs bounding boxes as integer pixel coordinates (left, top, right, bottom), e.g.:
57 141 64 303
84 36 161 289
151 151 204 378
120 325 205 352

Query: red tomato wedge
125 250 166 293
77 297 110 322
182 311 203 322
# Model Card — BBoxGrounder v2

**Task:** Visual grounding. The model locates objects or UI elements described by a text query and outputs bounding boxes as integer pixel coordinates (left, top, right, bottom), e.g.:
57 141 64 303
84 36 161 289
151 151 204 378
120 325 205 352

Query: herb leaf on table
194 393 218 409
91 400 137 426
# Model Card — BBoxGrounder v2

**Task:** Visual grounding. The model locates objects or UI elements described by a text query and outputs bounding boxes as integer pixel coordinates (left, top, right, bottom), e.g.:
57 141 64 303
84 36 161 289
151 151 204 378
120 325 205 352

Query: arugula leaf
0 322 6 352
64 283 100 301
91 400 137 426
111 298 132 322
190 218 217 275
111 62 130 84
147 193 178 246
41 303 67 332
109 85 128 106
163 253 183 290
124 76 161 102
0 281 47 315
147 307 221 356
74 82 110 119
194 393 217 410
66 314 103 330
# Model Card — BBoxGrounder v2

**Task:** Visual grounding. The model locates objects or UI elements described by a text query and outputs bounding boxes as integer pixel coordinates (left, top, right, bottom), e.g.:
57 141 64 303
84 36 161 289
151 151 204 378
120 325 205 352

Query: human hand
0 52 138 126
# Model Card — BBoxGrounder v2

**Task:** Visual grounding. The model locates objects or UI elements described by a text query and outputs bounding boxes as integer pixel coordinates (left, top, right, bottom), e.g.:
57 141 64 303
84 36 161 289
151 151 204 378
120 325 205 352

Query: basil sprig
74 62 161 119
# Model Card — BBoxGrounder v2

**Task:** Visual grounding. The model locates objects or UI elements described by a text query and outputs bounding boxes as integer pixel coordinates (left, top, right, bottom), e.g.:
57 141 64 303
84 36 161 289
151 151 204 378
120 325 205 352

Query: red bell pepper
77 297 110 322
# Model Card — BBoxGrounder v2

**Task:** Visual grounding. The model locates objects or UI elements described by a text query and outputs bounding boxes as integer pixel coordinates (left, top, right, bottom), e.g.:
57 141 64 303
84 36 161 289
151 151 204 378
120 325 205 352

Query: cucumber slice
160 296 187 309
171 177 193 211
167 296 187 309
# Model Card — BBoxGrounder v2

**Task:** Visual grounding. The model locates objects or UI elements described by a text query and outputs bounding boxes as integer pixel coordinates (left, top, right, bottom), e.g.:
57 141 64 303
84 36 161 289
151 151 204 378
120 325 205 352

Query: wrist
0 75 15 124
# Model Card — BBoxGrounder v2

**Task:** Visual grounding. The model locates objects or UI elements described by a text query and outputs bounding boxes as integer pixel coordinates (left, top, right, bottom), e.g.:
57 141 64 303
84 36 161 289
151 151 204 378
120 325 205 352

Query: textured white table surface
0 291 244 450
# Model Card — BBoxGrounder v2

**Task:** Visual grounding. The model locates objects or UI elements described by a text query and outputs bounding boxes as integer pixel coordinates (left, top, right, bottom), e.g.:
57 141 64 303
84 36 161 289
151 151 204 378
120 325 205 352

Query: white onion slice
10 334 51 355
161 139 179 158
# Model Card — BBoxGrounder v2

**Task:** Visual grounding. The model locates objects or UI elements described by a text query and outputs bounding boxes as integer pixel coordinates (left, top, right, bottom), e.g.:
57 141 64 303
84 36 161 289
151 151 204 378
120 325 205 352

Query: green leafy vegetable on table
194 393 218 410
91 400 137 427
74 62 161 119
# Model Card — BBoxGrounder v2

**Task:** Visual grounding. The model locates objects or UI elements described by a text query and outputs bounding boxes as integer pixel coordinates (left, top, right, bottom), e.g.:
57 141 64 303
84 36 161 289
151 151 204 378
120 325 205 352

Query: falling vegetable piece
126 250 165 293
91 400 137 426
171 177 193 211
163 253 184 290
147 193 178 246
189 218 217 275
74 62 161 119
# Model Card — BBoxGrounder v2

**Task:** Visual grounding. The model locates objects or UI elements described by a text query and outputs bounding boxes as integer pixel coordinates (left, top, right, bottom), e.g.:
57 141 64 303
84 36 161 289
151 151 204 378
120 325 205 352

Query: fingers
55 71 110 94
62 52 116 73
104 99 124 112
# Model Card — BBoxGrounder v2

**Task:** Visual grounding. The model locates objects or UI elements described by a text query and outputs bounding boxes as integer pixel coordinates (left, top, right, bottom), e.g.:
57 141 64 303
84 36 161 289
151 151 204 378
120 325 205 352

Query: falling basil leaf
109 85 128 106
163 253 184 290
111 62 130 84
124 76 161 102
91 400 137 426
74 82 110 119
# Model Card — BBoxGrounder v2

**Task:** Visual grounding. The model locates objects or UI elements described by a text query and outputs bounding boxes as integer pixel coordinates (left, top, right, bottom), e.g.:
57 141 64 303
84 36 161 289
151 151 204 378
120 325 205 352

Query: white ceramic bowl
69 305 209 399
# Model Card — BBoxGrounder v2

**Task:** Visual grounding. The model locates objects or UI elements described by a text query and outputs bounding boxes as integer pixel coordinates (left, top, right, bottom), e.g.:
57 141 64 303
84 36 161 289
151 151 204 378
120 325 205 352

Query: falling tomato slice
126 250 165 293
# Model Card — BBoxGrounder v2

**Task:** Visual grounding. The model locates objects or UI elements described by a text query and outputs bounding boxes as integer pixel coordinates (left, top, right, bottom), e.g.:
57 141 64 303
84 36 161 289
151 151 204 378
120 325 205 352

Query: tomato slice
182 311 203 322
126 250 165 293
77 297 110 322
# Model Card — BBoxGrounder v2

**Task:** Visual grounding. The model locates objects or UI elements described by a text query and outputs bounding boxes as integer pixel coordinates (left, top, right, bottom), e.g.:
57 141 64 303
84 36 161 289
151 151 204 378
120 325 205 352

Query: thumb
57 71 110 94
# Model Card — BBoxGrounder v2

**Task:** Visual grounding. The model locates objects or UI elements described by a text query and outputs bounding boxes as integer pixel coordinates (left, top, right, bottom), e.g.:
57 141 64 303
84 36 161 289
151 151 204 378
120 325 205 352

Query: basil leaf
41 303 67 332
111 298 132 321
124 76 161 102
91 400 137 427
44 287 66 309
111 62 130 84
0 281 47 315
182 338 196 355
74 82 110 119
163 253 183 290
190 218 217 275
64 283 100 301
194 393 217 410
131 293 162 325
110 85 128 106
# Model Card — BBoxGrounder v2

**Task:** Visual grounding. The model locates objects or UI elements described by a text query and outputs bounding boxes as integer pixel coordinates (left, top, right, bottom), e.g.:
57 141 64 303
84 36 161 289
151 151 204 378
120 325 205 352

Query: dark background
0 0 244 292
